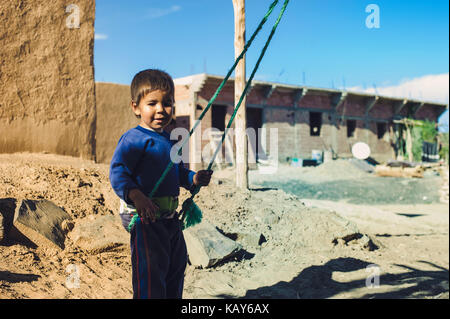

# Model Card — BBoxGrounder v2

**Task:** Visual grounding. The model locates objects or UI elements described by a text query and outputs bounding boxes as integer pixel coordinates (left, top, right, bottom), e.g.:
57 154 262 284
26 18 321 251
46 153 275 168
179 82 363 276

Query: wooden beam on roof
190 74 208 93
197 96 209 109
331 91 347 110
394 99 408 115
262 84 277 105
413 102 425 116
245 83 255 95
365 95 379 115
293 88 308 107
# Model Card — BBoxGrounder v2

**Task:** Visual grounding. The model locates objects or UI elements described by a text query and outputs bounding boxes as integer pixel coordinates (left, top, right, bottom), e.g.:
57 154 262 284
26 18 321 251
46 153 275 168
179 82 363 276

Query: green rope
207 0 290 174
128 0 289 231
127 0 279 232
181 0 290 229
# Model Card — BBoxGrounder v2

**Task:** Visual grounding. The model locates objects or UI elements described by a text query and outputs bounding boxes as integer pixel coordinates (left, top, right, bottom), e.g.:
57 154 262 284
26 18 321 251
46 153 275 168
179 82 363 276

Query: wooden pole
232 0 248 189
405 122 413 162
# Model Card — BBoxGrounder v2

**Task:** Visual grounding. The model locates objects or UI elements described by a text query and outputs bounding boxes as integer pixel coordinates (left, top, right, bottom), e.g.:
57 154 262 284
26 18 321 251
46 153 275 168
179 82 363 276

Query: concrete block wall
263 108 295 162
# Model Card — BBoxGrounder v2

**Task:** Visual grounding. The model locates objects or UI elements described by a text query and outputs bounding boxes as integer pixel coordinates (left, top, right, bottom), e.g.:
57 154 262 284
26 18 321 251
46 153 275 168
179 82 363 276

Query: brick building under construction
95 73 448 170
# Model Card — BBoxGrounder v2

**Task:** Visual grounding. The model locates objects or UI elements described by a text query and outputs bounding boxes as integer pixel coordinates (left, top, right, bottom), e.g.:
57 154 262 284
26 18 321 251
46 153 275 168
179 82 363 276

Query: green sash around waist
151 196 179 215
125 195 179 232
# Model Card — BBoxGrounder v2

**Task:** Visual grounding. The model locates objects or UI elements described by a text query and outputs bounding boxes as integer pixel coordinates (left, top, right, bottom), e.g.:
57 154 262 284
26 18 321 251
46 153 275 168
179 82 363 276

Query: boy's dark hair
130 69 175 106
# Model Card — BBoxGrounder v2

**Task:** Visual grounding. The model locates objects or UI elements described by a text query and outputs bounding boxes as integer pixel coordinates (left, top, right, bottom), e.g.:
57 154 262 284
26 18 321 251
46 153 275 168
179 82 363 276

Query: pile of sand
0 153 116 219
249 159 443 205
2 153 447 299
249 159 372 185
0 153 131 298
0 153 376 299
439 166 449 204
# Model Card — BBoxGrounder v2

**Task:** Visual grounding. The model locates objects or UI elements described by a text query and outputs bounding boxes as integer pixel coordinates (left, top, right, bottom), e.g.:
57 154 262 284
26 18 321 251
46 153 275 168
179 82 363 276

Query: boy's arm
179 162 213 191
178 161 197 191
109 135 145 205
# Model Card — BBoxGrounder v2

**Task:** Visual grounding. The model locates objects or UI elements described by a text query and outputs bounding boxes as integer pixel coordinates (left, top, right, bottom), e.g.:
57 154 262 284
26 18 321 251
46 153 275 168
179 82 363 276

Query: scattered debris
332 232 379 251
386 159 420 168
375 165 424 178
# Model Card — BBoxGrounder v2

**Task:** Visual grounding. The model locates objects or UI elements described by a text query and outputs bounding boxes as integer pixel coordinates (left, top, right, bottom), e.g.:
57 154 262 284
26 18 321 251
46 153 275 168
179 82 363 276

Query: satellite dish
352 142 371 160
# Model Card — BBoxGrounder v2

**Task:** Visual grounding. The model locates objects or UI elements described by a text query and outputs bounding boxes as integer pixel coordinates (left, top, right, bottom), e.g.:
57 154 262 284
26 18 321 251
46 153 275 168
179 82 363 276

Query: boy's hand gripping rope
128 0 289 232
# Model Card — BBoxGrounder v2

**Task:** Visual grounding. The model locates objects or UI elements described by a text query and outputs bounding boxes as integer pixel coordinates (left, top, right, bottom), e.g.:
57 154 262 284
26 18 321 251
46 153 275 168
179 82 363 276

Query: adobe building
95 73 447 170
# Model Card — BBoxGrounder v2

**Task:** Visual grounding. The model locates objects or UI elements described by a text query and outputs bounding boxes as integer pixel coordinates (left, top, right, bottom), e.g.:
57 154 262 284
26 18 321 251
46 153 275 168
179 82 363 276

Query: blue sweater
109 126 196 205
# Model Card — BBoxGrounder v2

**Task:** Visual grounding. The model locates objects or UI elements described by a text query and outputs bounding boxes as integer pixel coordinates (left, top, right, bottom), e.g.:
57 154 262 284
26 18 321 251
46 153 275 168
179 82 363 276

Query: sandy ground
0 153 448 299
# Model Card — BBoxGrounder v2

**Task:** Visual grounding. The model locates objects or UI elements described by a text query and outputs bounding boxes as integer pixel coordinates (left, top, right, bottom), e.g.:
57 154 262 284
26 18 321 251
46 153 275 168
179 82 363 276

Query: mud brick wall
95 82 138 164
95 83 191 164
0 0 96 159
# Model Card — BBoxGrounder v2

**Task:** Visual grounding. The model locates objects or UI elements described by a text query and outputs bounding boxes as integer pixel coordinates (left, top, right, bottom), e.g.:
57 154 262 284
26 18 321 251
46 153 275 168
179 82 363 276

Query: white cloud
147 5 181 19
348 73 449 105
94 33 108 40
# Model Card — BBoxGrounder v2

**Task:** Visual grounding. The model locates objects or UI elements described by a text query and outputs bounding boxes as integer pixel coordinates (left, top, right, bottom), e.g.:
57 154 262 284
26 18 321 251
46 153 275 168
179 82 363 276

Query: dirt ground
0 153 448 299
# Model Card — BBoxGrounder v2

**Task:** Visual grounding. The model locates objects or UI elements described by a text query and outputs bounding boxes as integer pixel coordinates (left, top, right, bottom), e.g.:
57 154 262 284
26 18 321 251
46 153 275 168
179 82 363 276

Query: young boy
109 69 212 299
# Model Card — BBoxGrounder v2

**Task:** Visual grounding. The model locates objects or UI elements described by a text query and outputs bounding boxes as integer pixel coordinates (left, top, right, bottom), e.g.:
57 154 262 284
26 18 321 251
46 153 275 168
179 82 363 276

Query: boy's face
132 89 174 131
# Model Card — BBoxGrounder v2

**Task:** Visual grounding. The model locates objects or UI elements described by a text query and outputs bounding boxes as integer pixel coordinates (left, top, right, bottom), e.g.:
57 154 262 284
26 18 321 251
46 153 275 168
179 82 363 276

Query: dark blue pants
122 215 188 299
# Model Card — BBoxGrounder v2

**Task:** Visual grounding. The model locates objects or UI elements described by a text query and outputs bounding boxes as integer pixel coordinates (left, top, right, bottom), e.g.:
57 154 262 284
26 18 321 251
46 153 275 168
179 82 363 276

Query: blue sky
94 0 449 130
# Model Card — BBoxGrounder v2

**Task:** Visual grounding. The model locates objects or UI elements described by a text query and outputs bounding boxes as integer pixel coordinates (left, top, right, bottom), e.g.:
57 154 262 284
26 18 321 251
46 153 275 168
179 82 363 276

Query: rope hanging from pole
128 0 290 232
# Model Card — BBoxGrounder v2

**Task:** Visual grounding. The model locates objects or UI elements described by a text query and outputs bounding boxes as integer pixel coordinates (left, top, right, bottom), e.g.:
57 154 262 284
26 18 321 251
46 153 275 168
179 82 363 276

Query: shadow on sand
0 270 40 284
216 257 449 299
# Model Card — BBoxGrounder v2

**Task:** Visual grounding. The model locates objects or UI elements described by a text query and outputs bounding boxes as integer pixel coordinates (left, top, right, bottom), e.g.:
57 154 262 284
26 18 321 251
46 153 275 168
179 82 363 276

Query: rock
332 232 379 251
348 158 374 173
0 198 17 242
61 219 75 233
0 213 3 242
183 219 243 268
235 232 267 248
254 208 280 226
69 215 129 254
2 198 72 250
